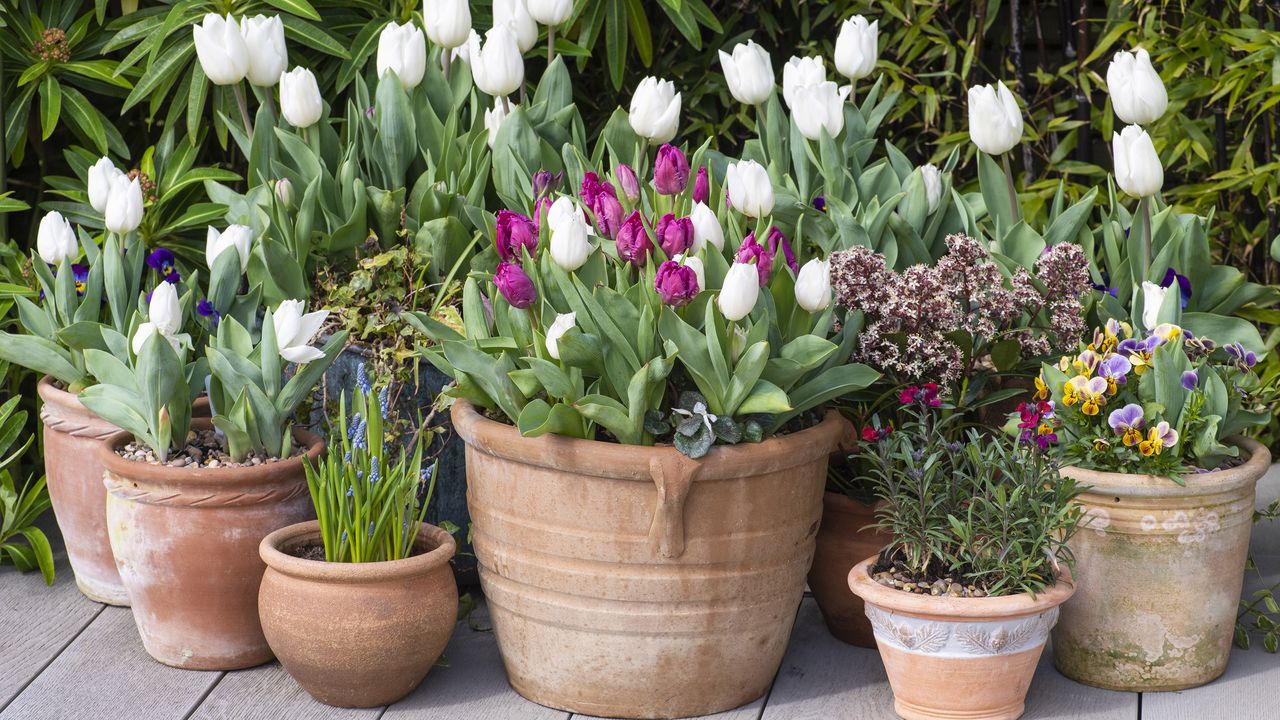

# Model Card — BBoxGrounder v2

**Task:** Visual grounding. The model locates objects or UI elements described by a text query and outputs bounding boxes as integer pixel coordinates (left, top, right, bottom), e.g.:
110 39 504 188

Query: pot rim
260 519 457 583
37 374 92 412
97 417 325 490
847 556 1076 623
1060 436 1271 499
450 399 847 482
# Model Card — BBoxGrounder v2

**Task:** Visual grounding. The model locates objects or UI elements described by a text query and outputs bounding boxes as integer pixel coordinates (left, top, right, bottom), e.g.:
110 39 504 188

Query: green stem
1002 153 1021 224
547 26 555 64
232 82 254 139
442 48 452 83
1140 195 1152 274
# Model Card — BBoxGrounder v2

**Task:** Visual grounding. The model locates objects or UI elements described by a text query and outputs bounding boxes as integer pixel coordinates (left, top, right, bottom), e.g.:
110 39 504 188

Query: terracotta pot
848 557 1075 720
99 419 323 670
1051 437 1272 691
452 400 845 719
807 492 890 647
259 520 458 707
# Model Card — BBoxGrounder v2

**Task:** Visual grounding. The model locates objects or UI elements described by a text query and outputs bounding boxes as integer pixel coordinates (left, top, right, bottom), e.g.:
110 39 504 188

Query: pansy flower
1072 349 1101 377
1033 371 1049 401
1151 323 1182 344
1138 422 1178 456
1098 354 1131 394
1224 342 1257 371
72 264 89 296
196 298 220 326
1159 267 1191 309
1181 370 1199 391
1119 336 1158 375
1107 403 1145 447
145 247 180 283
1066 375 1108 416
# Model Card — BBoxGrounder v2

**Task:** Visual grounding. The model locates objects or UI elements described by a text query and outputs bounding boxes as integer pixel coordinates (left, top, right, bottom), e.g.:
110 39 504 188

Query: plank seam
179 671 227 720
0 603 106 714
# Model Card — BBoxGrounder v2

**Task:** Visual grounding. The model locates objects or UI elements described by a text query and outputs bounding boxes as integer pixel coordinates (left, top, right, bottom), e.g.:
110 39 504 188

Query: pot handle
647 454 701 559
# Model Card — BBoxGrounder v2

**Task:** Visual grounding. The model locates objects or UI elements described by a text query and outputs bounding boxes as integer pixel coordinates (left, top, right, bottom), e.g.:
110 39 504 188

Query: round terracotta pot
452 400 845 719
849 557 1075 720
99 419 323 670
259 520 458 707
1051 437 1272 692
807 492 890 647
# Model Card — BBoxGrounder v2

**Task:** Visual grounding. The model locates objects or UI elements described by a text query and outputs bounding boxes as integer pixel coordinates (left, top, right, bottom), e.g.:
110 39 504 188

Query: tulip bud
689 201 724 253
533 170 562 199
423 0 471 49
240 15 287 87
692 166 709 204
736 232 775 286
495 210 538 261
193 14 249 86
834 15 878 81
795 258 832 312
718 263 761 321
653 145 690 196
37 212 78 266
615 211 653 266
104 175 144 235
629 77 681 145
494 261 537 309
1107 48 1167 126
279 67 323 128
550 209 593 271
656 214 694 258
495 0 537 54
766 226 798 274
485 100 516 149
579 172 615 210
377 22 428 90
791 81 851 141
590 192 624 239
782 56 826 110
1112 125 1163 198
87 157 122 214
654 261 699 308
528 0 573 26
473 25 525 98
206 224 253 272
274 177 294 208
724 160 774 218
545 312 576 360
967 81 1024 156
673 253 705 291
546 196 586 234
920 164 942 215
615 163 640 202
1141 281 1168 331
718 40 774 106
148 281 182 338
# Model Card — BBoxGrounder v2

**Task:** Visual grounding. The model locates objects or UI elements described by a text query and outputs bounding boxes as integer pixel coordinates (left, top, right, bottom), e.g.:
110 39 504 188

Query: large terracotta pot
259 520 458 707
99 419 323 670
452 400 845 719
807 492 890 647
848 557 1075 720
1051 437 1272 691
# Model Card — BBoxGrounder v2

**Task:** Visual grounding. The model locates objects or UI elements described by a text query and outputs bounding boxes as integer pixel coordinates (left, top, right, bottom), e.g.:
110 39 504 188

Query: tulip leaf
737 379 792 415
0 333 83 387
775 363 881 429
977 151 1013 237
517 400 587 439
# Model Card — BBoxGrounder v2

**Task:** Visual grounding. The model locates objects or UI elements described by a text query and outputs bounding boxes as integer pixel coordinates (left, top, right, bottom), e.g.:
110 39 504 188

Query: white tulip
452 29 482 66
920 163 942 214
274 177 294 207
87 156 123 214
279 67 323 128
273 299 329 364
206 225 253 272
834 15 878 81
103 175 144 235
423 0 471 49
473 25 525 98
192 14 249 86
132 283 188 355
718 262 761 321
791 81 851 140
673 253 705 292
495 0 538 54
527 0 573 26
689 201 724 253
724 160 774 218
545 312 576 360
967 81 1024 155
546 196 594 237
629 76 681 145
484 101 515 149
718 40 774 106
1112 125 1163 198
550 209 592 271
795 258 832 312
37 212 78 266
240 15 287 87
377 22 428 90
1141 281 1168 331
782 56 826 110
1107 48 1167 126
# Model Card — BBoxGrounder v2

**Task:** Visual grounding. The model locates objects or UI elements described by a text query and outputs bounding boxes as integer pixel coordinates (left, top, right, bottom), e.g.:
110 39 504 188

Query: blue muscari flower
346 485 353 498
368 521 375 538
419 461 437 481
356 362 371 394
369 457 381 484
378 386 390 418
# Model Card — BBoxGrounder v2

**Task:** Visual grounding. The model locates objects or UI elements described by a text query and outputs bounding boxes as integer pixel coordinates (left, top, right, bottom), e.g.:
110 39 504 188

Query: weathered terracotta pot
99 419 322 670
259 520 458 707
1052 437 1271 691
849 557 1075 720
807 492 890 647
453 400 845 719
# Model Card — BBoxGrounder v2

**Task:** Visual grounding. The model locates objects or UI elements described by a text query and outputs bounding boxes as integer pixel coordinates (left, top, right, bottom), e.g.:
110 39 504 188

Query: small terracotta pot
807 492 890 647
849 557 1074 720
1052 437 1272 691
99 419 323 670
259 521 458 707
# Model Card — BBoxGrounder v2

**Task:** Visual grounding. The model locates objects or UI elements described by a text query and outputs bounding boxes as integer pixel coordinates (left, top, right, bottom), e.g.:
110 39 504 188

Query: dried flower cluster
33 28 71 63
830 234 1089 383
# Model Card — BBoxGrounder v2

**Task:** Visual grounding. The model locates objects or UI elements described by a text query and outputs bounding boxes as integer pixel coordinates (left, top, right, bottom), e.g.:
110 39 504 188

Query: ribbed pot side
259 521 459 708
99 419 322 670
1051 437 1271 692
452 400 845 719
808 492 890 647
849 557 1076 720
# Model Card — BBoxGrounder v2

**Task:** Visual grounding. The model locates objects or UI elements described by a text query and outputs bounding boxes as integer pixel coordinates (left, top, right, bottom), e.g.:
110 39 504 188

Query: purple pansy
145 247 180 283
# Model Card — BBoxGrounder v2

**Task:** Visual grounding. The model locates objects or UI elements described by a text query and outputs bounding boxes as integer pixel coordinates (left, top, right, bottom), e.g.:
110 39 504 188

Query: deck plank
188 662 381 720
0 607 220 720
571 695 766 720
1140 646 1276 720
0 558 103 711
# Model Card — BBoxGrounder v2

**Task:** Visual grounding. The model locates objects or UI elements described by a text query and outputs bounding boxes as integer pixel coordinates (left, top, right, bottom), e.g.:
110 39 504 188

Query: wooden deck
2 464 1278 720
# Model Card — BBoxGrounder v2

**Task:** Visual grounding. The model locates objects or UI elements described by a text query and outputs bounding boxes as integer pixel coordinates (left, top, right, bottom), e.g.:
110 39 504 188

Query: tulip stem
1002 153 1021 224
232 83 254 139
1139 195 1152 272
547 27 556 64
442 48 452 82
